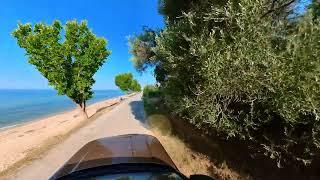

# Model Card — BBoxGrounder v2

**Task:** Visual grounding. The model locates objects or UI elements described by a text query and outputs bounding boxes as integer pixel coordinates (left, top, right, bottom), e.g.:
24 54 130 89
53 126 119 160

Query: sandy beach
0 94 133 176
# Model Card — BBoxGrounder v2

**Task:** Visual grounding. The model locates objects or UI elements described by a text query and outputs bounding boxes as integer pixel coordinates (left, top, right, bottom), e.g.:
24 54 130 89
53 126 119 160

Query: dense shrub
128 0 320 168
143 85 162 99
154 0 320 167
142 85 165 115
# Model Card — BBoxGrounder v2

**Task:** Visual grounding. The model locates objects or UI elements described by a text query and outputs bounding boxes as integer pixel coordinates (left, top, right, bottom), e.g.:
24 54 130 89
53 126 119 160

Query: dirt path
9 93 151 180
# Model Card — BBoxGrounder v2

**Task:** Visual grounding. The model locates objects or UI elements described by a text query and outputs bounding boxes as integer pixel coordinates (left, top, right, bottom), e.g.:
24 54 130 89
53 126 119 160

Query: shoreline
0 94 124 132
0 93 135 176
0 108 72 133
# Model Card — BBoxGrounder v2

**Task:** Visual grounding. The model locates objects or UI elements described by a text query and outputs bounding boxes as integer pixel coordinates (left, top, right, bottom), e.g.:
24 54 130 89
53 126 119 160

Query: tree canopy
115 73 141 93
128 27 158 72
13 20 111 117
309 0 320 19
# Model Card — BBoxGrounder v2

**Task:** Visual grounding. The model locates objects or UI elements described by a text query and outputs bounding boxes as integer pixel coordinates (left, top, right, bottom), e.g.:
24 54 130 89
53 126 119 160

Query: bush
142 85 165 115
143 85 162 99
154 0 320 167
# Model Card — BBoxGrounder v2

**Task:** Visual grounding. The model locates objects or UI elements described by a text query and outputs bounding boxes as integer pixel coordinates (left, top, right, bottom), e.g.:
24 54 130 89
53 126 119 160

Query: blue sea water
0 89 124 128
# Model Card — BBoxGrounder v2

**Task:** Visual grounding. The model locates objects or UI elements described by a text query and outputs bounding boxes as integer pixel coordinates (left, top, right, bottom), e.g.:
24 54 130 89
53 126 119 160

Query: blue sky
0 0 163 90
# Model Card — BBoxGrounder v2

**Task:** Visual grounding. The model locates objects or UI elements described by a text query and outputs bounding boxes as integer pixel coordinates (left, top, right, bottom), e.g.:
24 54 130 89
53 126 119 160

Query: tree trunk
77 101 88 119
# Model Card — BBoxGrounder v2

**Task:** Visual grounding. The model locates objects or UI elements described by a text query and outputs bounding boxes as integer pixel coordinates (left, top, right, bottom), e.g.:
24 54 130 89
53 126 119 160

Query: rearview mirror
190 174 213 180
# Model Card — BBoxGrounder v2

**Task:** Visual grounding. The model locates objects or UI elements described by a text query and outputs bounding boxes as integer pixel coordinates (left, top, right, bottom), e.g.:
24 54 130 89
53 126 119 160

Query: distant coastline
0 89 124 128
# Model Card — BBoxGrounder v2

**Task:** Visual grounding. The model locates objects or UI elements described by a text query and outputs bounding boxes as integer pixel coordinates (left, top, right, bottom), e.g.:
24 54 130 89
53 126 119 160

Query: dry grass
147 114 247 180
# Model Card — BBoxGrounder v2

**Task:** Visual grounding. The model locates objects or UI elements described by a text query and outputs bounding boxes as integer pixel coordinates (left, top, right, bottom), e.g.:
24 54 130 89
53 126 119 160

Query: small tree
115 73 141 93
13 20 111 118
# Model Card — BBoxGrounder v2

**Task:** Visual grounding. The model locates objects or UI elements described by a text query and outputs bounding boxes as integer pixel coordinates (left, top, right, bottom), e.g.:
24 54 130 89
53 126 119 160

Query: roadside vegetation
114 73 141 93
151 126 244 180
131 0 320 179
142 85 247 179
142 85 165 115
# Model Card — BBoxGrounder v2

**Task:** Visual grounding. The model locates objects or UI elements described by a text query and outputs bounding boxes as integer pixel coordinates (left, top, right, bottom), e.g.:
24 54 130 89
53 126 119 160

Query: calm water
0 89 124 128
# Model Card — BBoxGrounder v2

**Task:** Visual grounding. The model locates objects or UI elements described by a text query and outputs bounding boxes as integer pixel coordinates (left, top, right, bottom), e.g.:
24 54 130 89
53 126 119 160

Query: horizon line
0 88 119 91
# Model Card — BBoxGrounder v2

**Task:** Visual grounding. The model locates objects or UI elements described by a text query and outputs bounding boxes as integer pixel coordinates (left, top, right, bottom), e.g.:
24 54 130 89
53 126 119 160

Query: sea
0 89 124 128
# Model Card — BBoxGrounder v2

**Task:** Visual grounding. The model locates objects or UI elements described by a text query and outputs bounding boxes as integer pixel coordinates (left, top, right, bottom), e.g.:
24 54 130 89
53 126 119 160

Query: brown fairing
50 134 177 179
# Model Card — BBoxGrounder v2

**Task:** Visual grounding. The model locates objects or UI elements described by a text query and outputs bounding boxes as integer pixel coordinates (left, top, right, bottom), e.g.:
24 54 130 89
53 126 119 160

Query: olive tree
13 20 111 118
130 0 320 168
309 0 320 19
128 27 158 72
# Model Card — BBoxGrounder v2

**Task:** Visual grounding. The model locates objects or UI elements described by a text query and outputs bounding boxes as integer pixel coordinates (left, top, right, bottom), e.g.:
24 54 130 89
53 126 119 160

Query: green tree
13 20 111 118
158 0 194 23
115 73 141 93
128 27 159 72
131 79 141 92
309 0 320 19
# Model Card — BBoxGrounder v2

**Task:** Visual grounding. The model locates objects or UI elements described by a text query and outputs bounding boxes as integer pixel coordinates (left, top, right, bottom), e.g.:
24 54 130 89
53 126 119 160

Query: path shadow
129 100 149 128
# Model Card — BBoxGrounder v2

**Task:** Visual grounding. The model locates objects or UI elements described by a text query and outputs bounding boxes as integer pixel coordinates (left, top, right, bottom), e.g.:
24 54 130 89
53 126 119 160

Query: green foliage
158 0 193 22
142 84 165 115
114 73 141 93
115 73 134 92
133 0 320 167
128 27 158 72
143 85 162 99
12 20 111 113
131 79 142 92
309 0 320 19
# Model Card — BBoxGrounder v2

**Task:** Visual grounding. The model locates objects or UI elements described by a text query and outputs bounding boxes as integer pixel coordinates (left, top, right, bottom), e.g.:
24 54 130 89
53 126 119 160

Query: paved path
10 94 151 180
